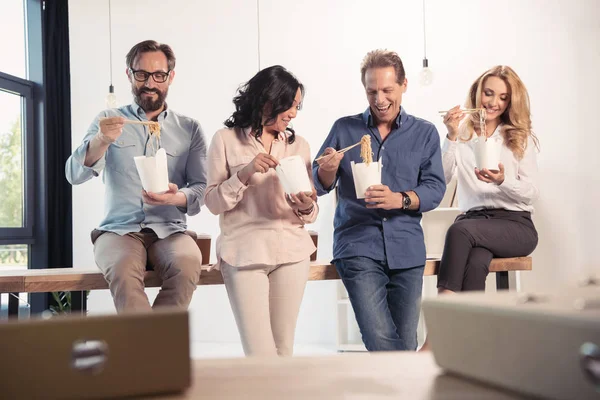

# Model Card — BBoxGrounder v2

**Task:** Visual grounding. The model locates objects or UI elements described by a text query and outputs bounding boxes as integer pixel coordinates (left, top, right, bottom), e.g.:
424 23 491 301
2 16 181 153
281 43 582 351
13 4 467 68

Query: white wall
68 0 600 346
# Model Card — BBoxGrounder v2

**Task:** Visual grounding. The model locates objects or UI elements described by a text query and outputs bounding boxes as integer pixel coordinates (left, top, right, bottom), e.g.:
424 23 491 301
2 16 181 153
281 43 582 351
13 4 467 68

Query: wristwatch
400 192 411 210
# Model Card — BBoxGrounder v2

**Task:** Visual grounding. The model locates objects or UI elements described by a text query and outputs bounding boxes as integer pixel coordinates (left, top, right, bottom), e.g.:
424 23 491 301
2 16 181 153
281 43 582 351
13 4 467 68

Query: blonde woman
437 65 539 294
204 66 318 357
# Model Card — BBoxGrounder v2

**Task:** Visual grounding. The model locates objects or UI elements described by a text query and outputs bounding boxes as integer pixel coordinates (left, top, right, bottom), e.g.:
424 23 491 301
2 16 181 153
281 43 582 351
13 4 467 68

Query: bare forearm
317 167 337 189
84 134 112 167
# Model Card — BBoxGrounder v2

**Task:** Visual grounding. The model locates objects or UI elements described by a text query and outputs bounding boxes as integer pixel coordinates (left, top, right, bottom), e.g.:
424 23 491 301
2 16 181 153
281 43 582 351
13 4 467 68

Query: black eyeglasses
129 68 171 83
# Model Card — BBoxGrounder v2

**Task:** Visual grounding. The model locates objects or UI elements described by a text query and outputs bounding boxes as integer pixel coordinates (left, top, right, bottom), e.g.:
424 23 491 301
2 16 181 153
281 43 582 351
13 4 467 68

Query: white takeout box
275 155 313 196
474 136 503 171
351 160 382 199
134 148 169 193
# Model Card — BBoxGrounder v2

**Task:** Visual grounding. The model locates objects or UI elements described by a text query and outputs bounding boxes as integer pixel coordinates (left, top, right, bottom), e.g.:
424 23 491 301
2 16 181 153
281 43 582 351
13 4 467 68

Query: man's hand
316 148 344 172
364 185 403 210
142 183 187 207
85 116 125 166
97 116 125 143
316 148 344 189
475 163 505 185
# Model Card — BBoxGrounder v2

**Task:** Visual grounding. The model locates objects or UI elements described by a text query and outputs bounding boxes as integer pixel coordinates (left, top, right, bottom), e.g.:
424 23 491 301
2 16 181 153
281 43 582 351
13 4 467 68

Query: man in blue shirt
66 40 207 312
313 50 445 351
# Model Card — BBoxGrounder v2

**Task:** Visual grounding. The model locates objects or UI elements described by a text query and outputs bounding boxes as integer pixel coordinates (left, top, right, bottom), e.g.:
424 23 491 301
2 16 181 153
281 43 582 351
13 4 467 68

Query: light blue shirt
66 103 208 239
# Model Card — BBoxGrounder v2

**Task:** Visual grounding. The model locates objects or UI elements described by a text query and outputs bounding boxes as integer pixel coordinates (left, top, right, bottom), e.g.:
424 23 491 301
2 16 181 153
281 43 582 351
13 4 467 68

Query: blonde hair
460 65 539 159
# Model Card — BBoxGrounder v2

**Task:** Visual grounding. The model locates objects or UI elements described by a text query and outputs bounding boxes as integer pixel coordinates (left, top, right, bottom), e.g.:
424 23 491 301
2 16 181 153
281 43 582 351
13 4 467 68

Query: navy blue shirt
312 107 446 269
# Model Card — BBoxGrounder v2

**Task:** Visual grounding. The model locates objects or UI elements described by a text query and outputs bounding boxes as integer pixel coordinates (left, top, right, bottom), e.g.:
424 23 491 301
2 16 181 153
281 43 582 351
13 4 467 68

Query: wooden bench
0 233 532 318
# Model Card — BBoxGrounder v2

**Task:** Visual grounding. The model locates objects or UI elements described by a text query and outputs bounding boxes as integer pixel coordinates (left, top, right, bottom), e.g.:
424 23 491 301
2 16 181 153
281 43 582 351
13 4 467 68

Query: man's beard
132 86 168 112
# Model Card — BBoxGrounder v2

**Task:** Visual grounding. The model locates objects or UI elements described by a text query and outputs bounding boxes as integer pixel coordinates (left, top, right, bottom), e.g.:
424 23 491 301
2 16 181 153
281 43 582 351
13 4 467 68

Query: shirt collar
362 106 405 129
244 126 287 141
490 123 502 138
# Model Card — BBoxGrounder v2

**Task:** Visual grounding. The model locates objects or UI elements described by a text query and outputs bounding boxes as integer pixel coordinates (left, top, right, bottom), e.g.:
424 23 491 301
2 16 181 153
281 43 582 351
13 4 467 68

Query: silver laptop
422 286 600 400
0 308 191 399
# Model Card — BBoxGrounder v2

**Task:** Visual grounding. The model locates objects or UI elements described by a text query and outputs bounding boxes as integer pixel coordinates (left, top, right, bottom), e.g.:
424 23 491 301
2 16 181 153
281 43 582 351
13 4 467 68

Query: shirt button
118 140 124 145
141 223 146 227
383 217 388 222
382 146 385 150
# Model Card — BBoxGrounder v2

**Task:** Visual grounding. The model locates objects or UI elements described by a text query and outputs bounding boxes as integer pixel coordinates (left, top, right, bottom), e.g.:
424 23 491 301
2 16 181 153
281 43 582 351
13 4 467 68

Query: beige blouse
204 127 318 269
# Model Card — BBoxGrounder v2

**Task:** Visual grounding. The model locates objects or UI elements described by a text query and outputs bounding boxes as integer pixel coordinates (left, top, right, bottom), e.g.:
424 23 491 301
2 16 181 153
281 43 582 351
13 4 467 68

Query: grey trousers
437 209 538 292
92 229 202 312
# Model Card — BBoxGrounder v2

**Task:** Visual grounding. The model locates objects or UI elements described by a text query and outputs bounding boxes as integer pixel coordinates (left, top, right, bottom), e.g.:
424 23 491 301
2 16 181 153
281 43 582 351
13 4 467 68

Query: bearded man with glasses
66 40 208 312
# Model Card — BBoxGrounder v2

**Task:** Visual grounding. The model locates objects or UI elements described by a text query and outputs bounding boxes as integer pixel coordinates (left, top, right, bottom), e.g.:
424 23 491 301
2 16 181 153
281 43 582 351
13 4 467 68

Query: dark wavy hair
224 65 304 144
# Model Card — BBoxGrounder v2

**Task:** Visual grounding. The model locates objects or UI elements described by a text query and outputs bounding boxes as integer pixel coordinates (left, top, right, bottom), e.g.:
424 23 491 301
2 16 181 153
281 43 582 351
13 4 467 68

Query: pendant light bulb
420 0 433 86
105 0 117 108
105 84 118 108
420 58 434 86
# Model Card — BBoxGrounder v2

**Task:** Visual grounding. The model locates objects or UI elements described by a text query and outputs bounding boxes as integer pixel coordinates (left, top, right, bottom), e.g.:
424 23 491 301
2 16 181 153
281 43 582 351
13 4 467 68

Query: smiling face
481 76 510 123
128 51 174 113
364 66 406 127
263 88 302 134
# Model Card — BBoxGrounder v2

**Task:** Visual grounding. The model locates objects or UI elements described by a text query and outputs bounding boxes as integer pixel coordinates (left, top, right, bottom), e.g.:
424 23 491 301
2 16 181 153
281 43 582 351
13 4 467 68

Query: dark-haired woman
204 65 318 357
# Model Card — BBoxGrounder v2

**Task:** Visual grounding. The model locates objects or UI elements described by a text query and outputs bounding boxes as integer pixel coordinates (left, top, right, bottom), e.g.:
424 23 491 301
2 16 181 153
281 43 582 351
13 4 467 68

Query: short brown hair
126 40 176 70
360 49 405 86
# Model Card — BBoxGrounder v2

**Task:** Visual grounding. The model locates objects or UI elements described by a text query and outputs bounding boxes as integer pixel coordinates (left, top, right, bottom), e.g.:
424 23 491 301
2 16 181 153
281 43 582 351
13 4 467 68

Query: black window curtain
43 0 72 271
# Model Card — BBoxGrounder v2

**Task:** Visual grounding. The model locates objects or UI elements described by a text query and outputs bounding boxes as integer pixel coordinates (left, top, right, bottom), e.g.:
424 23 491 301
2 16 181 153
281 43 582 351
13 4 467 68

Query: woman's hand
287 191 315 214
442 105 465 141
237 153 279 185
475 163 505 185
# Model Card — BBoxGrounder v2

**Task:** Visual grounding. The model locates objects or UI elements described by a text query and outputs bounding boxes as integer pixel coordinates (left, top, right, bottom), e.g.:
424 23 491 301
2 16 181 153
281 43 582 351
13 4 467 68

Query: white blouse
442 124 539 213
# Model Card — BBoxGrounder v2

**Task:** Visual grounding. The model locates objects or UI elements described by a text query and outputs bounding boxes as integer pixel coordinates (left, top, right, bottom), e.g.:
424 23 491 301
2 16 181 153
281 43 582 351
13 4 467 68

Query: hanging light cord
422 0 427 59
256 0 261 71
108 0 113 87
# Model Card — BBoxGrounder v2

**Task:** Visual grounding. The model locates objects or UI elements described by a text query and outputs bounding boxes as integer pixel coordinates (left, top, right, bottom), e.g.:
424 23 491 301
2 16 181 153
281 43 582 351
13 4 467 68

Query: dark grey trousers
437 209 538 292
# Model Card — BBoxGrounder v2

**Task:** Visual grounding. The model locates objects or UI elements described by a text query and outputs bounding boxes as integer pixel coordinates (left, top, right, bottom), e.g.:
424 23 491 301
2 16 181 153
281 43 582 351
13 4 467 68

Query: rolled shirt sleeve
65 112 108 185
412 126 446 212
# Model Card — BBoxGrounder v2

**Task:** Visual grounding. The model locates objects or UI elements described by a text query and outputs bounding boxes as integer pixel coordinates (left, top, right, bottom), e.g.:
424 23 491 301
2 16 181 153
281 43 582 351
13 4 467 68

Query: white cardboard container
351 160 382 199
474 136 502 171
134 148 169 193
275 155 313 195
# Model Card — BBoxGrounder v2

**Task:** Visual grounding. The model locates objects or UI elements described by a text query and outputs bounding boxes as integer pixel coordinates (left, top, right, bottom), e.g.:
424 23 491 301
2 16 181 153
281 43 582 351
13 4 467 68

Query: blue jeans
335 257 424 351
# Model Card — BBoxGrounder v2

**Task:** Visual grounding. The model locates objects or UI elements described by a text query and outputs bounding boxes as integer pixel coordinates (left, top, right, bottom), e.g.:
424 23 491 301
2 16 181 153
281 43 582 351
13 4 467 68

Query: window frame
0 72 35 244
0 0 47 314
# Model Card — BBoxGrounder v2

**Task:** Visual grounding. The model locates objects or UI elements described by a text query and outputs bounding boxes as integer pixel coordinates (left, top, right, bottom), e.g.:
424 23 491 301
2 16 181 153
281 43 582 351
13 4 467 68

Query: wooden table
0 257 532 318
156 353 524 399
0 257 532 293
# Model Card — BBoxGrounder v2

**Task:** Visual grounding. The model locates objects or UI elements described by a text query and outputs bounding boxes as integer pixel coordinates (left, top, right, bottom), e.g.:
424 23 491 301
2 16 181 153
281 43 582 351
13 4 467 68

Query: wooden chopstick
124 119 156 126
438 108 483 115
315 141 361 161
